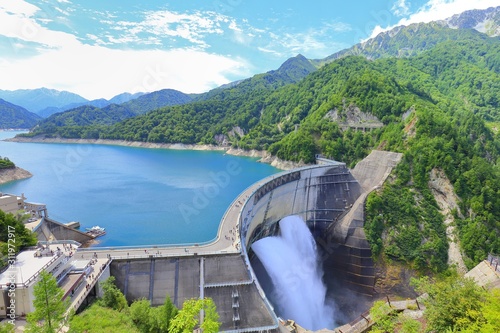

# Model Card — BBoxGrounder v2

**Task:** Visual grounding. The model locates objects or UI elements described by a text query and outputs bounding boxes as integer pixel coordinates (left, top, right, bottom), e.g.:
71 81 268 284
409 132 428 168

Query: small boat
86 225 106 237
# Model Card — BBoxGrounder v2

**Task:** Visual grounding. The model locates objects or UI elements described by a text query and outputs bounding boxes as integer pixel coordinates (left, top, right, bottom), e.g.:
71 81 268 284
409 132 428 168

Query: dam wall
35 217 94 244
240 162 371 299
240 151 402 299
110 254 277 332
241 162 362 247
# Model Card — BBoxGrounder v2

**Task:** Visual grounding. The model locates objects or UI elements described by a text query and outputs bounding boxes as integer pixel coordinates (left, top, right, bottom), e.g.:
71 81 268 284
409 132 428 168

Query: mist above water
252 215 335 330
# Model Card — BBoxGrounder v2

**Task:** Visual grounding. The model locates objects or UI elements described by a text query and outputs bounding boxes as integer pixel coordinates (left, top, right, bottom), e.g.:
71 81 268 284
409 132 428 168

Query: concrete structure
465 254 500 289
35 217 94 245
241 151 401 295
0 241 110 319
0 192 48 219
110 254 276 331
0 193 25 215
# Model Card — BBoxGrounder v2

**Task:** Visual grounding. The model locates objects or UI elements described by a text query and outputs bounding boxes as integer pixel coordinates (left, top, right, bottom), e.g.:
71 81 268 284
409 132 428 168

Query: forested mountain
0 99 41 128
108 92 145 105
193 54 317 102
121 88 192 114
18 8 500 272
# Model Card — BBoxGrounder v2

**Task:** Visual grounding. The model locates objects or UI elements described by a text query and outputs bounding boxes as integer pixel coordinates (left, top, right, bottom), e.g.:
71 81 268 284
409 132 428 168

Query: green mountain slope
194 54 317 102
0 99 41 129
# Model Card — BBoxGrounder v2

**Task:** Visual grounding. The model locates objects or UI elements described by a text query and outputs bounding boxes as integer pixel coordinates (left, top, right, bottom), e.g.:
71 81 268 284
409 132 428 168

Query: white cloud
392 0 410 17
369 0 499 39
109 10 229 49
261 21 352 58
0 1 249 99
325 21 353 33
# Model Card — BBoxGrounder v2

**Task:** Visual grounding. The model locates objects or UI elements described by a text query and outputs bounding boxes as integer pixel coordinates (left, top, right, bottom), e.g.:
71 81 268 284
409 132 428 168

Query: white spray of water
252 215 334 330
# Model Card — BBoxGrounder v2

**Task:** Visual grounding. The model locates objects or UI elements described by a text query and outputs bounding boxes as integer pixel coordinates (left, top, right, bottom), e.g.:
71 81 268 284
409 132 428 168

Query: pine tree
27 270 68 333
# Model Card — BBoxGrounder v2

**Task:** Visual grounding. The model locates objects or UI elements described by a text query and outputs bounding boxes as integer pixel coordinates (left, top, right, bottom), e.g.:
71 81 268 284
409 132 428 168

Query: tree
0 210 37 268
68 303 140 333
169 298 220 333
412 275 487 332
0 322 15 333
99 276 128 312
129 295 178 333
26 270 68 333
150 295 178 333
129 299 151 333
457 288 500 333
369 301 396 333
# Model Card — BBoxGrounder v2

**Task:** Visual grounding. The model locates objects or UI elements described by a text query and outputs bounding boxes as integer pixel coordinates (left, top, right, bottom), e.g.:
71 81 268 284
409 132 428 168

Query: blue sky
0 0 497 99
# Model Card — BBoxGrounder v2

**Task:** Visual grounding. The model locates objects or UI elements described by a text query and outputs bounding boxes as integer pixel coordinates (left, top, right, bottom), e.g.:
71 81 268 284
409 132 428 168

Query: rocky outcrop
428 168 467 274
225 148 307 170
324 104 384 131
0 167 32 184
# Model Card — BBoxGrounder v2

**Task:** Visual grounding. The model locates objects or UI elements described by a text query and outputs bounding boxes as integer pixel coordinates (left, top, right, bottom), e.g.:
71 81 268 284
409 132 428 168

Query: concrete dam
101 150 402 331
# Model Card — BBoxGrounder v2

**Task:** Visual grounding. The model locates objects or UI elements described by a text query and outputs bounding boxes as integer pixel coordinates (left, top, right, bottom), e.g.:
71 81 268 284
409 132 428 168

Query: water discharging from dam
252 215 336 330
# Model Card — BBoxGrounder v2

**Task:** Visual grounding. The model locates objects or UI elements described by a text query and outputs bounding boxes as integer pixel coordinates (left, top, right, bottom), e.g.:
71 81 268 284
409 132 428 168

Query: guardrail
108 250 231 260
78 239 217 252
487 254 500 274
66 257 112 315
39 240 82 247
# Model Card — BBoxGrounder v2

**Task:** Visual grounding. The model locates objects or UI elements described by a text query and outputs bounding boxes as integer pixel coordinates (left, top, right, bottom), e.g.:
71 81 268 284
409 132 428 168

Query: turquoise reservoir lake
0 131 279 247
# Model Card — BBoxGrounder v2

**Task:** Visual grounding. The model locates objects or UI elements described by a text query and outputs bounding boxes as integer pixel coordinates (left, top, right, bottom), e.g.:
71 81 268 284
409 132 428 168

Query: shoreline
6 136 307 170
0 166 33 185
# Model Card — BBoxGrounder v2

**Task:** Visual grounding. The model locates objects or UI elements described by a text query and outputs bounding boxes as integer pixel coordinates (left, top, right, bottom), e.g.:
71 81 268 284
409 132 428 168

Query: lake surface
0 131 279 247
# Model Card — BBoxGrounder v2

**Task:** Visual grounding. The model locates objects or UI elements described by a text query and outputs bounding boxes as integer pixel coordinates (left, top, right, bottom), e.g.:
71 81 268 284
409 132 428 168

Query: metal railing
487 254 500 274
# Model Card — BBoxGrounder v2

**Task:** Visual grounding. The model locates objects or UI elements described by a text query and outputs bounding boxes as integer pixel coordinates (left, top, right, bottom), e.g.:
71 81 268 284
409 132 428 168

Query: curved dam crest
78 150 402 332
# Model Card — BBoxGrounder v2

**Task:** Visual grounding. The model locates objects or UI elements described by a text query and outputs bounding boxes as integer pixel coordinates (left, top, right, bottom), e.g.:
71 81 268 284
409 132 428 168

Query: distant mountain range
31 88 193 134
0 89 146 118
0 88 87 115
36 92 147 118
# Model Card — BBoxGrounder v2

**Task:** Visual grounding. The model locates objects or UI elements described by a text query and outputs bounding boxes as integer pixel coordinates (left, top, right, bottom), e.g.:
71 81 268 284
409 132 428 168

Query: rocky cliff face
444 6 500 36
0 167 32 185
